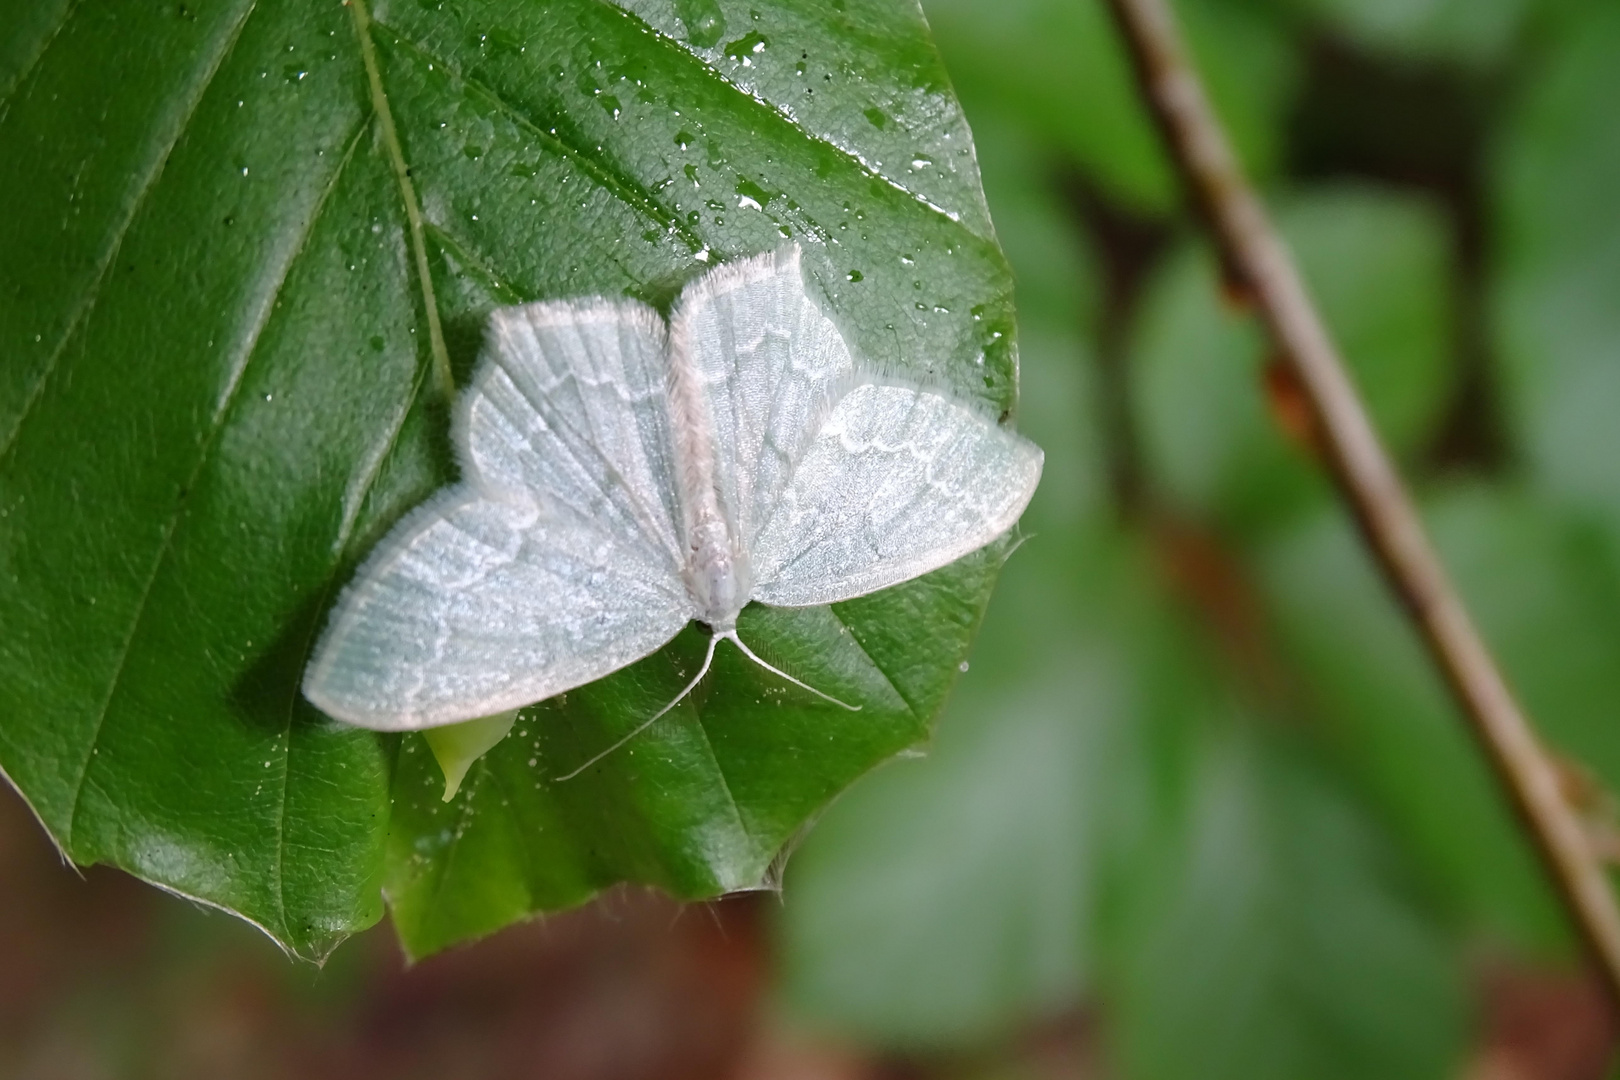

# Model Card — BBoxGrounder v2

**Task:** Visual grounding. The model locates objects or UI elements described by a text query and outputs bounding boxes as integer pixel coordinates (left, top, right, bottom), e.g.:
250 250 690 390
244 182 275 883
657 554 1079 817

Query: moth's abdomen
685 512 748 629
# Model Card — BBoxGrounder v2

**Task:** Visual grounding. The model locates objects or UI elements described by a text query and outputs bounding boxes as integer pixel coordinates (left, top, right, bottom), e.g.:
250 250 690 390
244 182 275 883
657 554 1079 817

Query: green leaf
773 146 1117 1043
423 709 519 803
1256 485 1620 954
922 0 1297 214
1493 4 1620 534
1430 487 1620 820
1282 0 1529 66
387 540 1011 958
1256 500 1558 952
1133 185 1454 535
1112 721 1466 1080
966 121 1106 531
0 0 1017 959
778 530 1156 1045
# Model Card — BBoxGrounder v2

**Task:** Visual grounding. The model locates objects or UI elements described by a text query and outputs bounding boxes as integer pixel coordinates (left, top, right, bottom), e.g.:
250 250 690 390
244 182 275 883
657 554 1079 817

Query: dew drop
724 31 768 66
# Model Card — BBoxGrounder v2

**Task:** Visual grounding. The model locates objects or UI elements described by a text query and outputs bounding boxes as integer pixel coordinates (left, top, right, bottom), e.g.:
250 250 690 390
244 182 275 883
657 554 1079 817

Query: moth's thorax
665 308 750 628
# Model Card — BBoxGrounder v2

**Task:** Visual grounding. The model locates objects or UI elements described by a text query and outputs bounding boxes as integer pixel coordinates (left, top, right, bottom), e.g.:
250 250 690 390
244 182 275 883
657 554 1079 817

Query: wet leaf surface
0 0 1017 959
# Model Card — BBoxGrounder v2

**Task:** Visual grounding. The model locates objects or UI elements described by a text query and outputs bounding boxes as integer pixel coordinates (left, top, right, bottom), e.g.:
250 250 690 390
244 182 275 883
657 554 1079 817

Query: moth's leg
722 630 860 711
554 631 723 781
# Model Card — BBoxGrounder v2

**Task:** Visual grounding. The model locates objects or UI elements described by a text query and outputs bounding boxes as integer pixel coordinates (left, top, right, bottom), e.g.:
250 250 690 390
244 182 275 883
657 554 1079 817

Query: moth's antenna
722 630 861 711
555 632 722 782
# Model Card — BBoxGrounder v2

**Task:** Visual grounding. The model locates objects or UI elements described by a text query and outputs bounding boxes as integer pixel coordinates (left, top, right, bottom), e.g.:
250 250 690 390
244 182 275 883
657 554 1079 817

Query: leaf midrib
351 0 453 403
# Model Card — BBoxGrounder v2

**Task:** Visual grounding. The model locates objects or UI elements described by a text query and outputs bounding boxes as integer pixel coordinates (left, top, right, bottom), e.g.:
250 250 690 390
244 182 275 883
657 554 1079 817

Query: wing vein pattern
304 300 695 730
676 248 1042 610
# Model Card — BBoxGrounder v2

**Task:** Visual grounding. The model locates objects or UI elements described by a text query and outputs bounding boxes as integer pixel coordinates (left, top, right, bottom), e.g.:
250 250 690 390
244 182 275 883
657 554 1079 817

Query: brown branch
1102 0 1620 1002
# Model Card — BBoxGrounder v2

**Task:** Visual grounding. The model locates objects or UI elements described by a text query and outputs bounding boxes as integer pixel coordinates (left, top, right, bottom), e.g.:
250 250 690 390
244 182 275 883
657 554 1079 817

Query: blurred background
6 0 1620 1075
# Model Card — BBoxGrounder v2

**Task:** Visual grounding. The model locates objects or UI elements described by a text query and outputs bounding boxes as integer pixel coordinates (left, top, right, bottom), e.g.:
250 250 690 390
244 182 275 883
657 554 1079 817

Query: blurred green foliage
778 0 1620 1075
1134 186 1454 533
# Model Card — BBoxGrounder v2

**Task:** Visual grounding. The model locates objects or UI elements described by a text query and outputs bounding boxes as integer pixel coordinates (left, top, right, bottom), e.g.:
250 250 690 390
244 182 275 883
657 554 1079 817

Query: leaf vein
64 108 367 869
370 24 703 252
0 0 78 118
423 758 484 915
349 0 454 403
592 0 986 238
826 604 919 719
688 693 759 867
265 118 392 940
0 0 260 464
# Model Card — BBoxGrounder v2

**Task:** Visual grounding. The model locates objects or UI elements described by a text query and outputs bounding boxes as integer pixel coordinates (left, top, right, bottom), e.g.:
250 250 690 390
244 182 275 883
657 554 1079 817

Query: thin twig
1103 0 1620 1002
